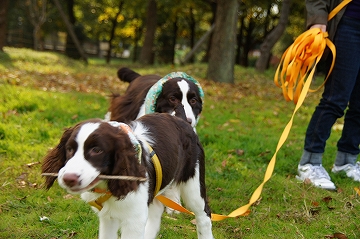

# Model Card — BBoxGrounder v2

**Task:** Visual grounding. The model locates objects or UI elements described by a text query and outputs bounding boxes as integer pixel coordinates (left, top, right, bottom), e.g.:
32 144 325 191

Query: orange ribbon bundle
274 0 352 103
274 28 335 103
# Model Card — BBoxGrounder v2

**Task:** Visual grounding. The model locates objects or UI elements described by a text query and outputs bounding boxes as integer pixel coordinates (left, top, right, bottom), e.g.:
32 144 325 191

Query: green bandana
144 72 205 116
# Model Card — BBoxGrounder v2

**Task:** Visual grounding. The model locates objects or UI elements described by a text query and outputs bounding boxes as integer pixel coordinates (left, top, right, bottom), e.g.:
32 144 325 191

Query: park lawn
0 47 359 239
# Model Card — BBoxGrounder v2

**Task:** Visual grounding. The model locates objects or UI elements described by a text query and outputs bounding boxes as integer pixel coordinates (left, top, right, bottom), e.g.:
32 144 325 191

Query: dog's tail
117 67 141 83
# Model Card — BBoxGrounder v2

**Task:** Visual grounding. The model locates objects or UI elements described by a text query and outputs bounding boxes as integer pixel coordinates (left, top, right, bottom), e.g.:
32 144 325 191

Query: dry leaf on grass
325 232 348 239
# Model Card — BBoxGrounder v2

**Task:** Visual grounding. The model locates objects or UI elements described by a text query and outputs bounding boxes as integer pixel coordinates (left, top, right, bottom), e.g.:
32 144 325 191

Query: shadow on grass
0 50 13 68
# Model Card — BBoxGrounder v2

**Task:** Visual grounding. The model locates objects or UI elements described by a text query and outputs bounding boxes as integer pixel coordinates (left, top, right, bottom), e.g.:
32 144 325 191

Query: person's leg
330 17 360 182
298 17 360 188
302 16 360 161
334 16 360 161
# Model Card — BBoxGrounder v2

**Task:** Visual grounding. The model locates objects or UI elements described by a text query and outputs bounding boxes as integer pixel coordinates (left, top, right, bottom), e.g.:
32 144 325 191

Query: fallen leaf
304 178 312 185
333 232 348 239
312 201 319 207
235 149 244 156
242 210 251 216
322 196 333 203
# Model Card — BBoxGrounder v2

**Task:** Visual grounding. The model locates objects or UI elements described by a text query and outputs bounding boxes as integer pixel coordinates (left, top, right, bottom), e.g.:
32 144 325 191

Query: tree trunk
255 0 292 72
188 6 195 63
202 0 216 63
0 0 9 51
54 0 87 62
243 19 255 67
207 0 238 83
170 17 178 64
139 0 157 65
65 0 78 58
106 0 124 64
235 15 245 65
132 22 142 62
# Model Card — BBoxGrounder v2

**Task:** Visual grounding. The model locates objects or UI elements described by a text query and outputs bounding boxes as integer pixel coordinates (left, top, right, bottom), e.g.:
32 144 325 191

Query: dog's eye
66 146 74 155
169 96 177 103
189 98 197 105
90 147 103 156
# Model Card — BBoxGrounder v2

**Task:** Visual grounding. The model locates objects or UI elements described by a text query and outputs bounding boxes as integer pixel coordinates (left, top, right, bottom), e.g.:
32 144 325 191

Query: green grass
1 47 360 238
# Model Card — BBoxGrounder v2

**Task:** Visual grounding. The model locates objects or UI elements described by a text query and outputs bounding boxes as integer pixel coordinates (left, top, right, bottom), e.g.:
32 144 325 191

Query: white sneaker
296 164 336 190
332 162 360 182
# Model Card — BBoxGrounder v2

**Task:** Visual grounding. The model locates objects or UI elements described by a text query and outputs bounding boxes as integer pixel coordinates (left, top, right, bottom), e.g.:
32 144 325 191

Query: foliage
5 0 306 65
1 48 359 238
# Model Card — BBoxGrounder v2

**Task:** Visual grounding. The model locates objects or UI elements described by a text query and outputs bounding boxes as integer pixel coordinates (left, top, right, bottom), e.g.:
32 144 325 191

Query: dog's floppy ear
108 133 146 199
41 127 73 189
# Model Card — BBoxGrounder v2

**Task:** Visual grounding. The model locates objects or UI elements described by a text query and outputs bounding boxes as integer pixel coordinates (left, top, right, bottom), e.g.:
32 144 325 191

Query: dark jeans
304 16 360 156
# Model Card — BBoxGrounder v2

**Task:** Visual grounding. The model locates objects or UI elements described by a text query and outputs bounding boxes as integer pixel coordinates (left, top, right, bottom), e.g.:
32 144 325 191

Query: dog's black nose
62 173 80 187
187 118 192 124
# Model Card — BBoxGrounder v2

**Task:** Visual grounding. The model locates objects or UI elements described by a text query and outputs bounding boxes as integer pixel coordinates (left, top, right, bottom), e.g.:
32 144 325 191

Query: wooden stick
41 173 147 182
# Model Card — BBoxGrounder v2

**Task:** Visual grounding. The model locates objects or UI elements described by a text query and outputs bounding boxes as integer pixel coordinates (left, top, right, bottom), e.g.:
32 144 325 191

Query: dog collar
88 189 112 211
144 72 205 116
107 121 142 164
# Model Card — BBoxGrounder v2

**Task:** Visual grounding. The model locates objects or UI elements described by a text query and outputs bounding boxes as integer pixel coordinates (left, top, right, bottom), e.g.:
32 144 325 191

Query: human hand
310 24 327 32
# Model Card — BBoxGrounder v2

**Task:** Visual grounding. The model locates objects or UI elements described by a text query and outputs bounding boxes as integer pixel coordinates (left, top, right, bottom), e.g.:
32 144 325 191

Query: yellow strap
148 144 162 196
156 195 250 221
88 193 112 211
328 0 352 21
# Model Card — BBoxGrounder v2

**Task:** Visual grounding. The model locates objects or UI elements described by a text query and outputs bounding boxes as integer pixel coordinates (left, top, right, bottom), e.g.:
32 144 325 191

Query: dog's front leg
144 198 165 239
99 216 120 239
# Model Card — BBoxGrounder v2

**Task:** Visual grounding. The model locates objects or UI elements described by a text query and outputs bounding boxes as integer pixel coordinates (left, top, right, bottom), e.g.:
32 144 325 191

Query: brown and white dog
42 112 213 239
107 67 204 130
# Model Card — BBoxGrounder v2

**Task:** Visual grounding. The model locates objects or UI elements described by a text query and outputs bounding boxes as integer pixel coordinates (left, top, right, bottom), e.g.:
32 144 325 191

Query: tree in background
64 0 84 59
105 0 124 63
0 0 9 51
3 0 305 72
255 0 291 72
207 0 238 83
139 0 157 65
26 0 47 50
